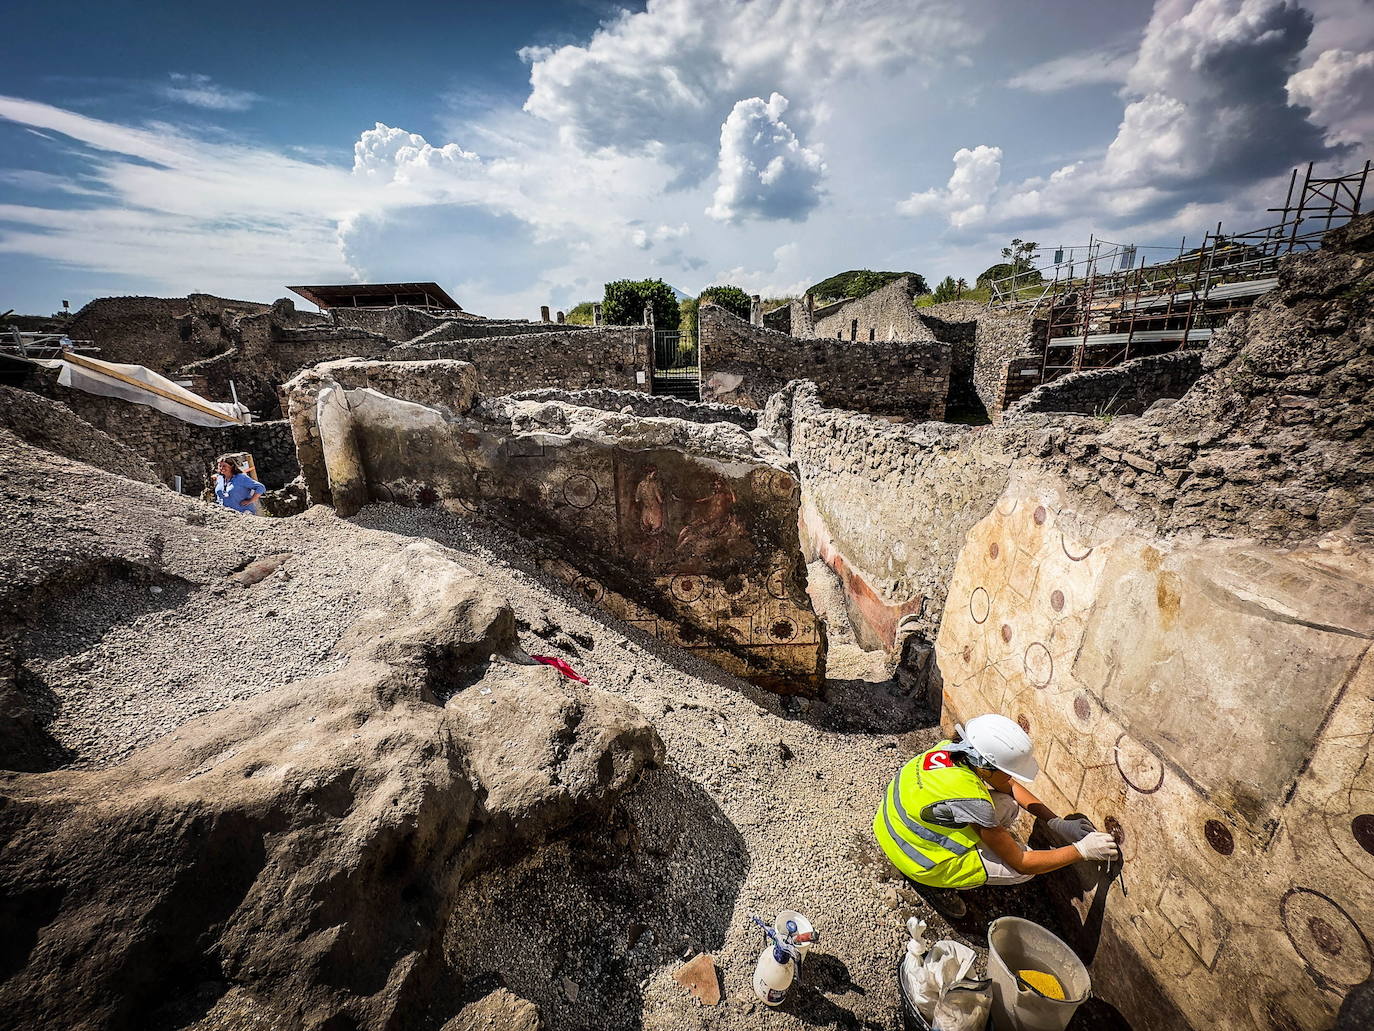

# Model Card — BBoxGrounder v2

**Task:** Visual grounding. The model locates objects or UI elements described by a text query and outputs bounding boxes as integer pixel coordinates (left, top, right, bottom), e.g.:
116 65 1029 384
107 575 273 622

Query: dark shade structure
287 282 461 311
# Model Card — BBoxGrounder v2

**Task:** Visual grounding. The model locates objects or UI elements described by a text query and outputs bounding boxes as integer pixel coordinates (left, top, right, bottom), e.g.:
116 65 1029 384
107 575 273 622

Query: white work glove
1046 816 1095 843
1073 831 1120 862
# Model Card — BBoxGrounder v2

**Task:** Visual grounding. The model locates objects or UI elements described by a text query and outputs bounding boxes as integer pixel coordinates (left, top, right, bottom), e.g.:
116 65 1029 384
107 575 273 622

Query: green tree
697 284 752 321
565 301 595 325
931 276 960 303
678 297 698 337
602 279 681 330
1000 238 1039 275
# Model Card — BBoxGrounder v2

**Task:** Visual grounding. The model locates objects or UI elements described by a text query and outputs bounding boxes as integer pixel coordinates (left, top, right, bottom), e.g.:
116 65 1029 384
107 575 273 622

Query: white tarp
36 354 248 427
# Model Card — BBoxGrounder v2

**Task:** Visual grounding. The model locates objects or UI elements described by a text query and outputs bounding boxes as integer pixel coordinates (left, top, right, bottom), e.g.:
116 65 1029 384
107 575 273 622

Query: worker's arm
974 824 1084 876
1010 780 1057 822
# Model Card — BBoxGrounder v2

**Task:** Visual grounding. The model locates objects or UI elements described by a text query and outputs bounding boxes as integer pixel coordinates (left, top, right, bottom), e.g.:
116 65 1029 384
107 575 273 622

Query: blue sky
2 0 1371 317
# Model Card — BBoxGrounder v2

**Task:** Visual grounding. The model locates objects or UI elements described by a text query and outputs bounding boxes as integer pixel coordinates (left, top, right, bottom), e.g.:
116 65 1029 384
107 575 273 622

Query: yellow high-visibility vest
873 740 992 889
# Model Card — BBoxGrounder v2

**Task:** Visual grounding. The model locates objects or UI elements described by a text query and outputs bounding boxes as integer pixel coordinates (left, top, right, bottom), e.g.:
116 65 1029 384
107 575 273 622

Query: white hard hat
956 714 1039 785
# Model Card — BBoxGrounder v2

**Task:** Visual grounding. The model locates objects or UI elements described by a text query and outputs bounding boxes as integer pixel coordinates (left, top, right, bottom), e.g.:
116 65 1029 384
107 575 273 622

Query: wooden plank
60 350 242 424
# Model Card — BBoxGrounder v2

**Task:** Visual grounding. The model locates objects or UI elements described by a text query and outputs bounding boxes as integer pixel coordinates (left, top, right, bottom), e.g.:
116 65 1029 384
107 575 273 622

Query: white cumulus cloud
1287 47 1374 146
706 93 824 223
898 145 1002 228
520 0 974 182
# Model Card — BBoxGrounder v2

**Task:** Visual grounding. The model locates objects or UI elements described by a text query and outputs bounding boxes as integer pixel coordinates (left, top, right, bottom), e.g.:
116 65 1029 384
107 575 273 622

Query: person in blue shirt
214 457 265 515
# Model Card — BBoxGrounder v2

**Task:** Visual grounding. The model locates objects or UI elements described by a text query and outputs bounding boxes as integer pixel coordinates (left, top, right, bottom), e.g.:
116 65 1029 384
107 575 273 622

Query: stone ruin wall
762 380 1015 654
287 361 822 693
811 275 930 342
698 304 952 419
975 310 1045 419
769 214 1374 1030
392 325 653 398
325 305 481 341
404 317 594 348
1007 350 1205 419
504 387 758 430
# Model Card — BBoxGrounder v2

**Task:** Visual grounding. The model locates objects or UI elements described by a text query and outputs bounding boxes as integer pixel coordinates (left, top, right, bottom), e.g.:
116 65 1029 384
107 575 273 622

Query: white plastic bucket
987 916 1090 1031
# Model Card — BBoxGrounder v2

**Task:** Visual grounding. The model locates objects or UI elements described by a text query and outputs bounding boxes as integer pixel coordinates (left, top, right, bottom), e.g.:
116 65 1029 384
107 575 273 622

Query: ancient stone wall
501 387 758 430
812 275 931 342
327 305 481 342
764 381 1017 652
935 472 1374 1031
21 365 297 490
392 326 653 397
65 294 276 372
287 361 823 692
975 311 1043 418
1008 350 1205 418
405 317 593 349
698 305 951 419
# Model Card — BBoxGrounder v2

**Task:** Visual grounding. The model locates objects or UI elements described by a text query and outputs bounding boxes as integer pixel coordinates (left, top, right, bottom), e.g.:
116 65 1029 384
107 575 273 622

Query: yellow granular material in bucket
1017 969 1066 1000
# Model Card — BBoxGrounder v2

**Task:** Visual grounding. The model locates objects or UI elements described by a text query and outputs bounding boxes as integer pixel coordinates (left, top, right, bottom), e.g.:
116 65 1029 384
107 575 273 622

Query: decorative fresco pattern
332 389 824 693
934 476 1374 1030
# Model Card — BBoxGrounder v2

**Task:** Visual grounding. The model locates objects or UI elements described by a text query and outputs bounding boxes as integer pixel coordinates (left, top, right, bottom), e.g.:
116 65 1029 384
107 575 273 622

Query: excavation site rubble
1 212 1372 1031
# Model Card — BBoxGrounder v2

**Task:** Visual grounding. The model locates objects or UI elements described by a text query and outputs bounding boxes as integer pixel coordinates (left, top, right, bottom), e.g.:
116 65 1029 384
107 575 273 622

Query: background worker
214 456 265 515
874 713 1119 918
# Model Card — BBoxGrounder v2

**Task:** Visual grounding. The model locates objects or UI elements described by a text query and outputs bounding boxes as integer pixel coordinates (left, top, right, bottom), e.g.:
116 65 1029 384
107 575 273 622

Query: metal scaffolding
988 161 1370 386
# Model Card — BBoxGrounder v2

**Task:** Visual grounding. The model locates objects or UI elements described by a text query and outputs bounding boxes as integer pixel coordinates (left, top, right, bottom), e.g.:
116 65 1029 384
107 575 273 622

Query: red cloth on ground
530 655 590 684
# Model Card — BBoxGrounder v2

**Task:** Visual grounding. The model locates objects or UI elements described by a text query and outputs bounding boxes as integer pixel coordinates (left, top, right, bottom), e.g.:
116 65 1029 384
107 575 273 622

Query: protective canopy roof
36 352 247 427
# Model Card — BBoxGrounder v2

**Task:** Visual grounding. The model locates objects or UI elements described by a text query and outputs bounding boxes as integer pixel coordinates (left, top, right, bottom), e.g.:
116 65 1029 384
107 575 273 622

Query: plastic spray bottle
749 913 810 1007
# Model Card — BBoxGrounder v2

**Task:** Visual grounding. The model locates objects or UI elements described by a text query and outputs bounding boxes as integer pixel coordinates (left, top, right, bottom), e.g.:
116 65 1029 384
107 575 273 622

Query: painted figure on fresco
677 476 745 556
635 465 667 536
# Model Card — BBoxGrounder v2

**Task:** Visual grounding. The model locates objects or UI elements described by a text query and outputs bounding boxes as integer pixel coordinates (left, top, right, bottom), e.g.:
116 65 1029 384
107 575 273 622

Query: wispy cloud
1006 42 1136 94
161 73 260 112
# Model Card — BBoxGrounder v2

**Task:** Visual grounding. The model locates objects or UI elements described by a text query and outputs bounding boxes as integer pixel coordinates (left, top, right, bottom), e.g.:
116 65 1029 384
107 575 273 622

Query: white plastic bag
933 982 993 1031
909 940 977 1020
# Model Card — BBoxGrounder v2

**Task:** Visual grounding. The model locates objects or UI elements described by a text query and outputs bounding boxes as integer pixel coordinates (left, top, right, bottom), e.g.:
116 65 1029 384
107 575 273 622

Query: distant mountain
669 284 691 302
806 269 927 302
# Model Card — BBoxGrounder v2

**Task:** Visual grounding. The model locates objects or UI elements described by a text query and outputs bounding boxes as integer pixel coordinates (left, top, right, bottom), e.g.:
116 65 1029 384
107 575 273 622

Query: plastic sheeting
35 354 248 427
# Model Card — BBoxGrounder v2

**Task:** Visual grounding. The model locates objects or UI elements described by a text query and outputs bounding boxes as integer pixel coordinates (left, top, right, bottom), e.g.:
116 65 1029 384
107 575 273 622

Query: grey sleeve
923 797 999 829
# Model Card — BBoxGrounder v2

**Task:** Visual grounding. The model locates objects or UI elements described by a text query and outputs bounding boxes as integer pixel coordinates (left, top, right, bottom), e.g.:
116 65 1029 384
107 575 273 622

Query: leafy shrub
697 284 752 321
565 301 595 325
602 279 681 330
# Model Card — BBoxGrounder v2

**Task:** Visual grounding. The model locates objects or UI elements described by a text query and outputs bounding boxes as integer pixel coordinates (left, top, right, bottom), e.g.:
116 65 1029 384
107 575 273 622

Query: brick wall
698 304 950 419
392 326 653 396
1007 350 1204 418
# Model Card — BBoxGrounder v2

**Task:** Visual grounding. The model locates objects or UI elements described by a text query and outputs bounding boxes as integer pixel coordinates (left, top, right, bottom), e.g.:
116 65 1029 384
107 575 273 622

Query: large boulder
0 540 662 1031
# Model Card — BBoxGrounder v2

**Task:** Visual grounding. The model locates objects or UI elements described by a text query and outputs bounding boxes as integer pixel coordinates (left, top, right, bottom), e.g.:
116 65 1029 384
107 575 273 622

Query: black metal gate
652 328 699 400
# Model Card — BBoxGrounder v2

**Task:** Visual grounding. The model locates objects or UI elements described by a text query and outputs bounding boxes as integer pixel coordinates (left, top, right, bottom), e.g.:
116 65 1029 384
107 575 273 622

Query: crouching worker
874 713 1119 918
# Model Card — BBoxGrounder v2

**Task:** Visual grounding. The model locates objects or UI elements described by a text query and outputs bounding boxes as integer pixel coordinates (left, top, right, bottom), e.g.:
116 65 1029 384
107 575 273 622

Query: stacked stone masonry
1007 350 1205 418
812 276 932 342
698 304 951 420
392 326 653 398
